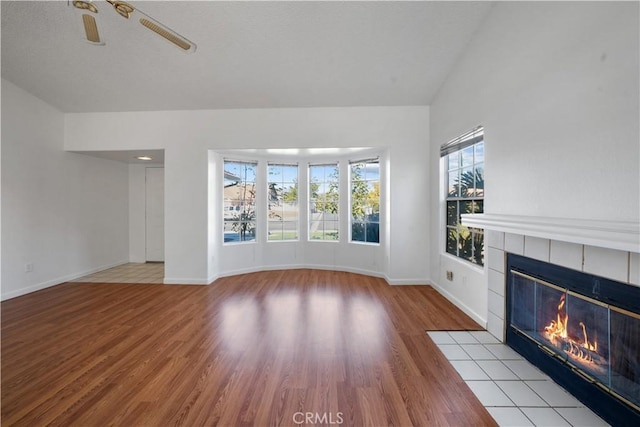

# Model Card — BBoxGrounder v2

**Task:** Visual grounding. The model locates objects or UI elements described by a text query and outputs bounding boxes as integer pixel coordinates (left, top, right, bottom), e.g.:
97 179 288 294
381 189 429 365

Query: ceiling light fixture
135 156 153 161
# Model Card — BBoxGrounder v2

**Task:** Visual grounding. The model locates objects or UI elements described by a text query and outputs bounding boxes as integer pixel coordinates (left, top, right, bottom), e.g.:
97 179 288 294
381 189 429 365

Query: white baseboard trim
384 275 431 285
306 264 386 279
1 259 129 301
215 264 308 280
430 279 487 328
212 264 433 286
163 278 211 285
213 264 389 283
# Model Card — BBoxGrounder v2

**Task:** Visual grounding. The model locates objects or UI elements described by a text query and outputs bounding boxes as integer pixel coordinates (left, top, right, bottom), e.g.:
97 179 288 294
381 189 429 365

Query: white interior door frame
145 167 164 262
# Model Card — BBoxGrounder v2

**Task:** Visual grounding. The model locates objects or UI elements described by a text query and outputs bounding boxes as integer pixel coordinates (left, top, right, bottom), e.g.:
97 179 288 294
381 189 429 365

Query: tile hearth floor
71 262 164 284
427 331 609 427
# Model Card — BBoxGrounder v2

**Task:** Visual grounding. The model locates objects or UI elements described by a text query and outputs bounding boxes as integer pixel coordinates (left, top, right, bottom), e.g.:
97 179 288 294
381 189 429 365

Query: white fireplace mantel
461 213 640 253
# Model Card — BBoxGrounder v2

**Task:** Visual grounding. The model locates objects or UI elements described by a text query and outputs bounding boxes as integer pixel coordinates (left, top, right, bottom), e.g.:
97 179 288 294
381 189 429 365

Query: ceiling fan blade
81 13 102 44
138 14 196 53
106 0 196 53
71 0 105 45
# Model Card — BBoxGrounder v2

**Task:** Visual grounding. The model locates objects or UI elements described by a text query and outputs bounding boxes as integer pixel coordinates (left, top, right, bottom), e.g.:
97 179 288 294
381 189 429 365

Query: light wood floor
1 269 497 426
71 262 164 284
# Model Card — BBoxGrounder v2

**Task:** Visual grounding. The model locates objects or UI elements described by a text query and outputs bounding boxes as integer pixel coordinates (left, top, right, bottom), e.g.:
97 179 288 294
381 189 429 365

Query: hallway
72 262 164 284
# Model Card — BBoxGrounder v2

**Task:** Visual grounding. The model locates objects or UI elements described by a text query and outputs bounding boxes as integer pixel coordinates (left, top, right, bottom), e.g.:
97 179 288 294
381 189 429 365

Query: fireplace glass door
510 271 639 410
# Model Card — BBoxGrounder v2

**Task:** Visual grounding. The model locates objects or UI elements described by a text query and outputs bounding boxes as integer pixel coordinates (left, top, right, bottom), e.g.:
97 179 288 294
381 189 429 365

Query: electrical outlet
25 263 34 273
446 270 453 281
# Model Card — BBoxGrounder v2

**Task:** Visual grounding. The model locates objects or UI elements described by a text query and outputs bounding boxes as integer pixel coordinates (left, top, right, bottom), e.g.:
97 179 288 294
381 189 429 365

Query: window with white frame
442 127 484 266
267 163 299 241
350 158 380 244
223 160 257 243
308 163 339 241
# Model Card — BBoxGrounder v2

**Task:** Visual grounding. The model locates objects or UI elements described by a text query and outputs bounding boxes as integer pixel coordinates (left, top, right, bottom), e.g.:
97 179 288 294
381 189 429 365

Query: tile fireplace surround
461 214 639 341
461 214 640 425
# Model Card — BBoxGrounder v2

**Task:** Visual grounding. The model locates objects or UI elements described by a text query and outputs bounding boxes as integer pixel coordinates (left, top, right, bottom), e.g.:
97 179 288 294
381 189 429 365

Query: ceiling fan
70 0 196 53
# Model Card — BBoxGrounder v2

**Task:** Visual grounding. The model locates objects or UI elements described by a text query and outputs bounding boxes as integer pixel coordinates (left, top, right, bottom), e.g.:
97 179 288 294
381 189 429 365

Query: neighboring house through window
221 156 384 245
223 160 257 243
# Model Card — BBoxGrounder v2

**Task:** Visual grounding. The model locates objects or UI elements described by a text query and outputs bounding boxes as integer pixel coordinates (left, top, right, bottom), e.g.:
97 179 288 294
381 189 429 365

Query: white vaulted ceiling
1 1 494 113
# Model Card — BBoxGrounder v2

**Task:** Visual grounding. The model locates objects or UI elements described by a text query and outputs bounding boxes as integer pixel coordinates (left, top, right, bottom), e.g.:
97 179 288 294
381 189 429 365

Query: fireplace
506 253 640 426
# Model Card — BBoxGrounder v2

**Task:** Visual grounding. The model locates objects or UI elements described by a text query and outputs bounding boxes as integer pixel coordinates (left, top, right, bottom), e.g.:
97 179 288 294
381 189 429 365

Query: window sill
441 252 485 273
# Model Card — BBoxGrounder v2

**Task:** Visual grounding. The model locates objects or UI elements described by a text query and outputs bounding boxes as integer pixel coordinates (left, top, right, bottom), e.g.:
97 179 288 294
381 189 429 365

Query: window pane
309 224 323 240
447 201 458 226
325 221 339 240
448 151 460 171
461 146 474 167
268 221 297 241
268 182 282 205
459 225 473 261
460 200 473 216
366 222 380 243
224 221 255 242
460 167 474 197
446 227 458 256
225 161 256 184
365 162 380 180
310 220 339 240
448 170 459 197
268 221 283 240
269 205 284 220
472 230 484 265
282 221 298 240
475 142 484 163
474 164 484 197
352 222 366 242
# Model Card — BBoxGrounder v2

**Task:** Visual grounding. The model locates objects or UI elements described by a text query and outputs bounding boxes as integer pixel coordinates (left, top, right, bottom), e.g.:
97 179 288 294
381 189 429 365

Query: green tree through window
268 163 299 241
350 158 380 244
309 164 339 240
444 130 484 266
223 160 257 243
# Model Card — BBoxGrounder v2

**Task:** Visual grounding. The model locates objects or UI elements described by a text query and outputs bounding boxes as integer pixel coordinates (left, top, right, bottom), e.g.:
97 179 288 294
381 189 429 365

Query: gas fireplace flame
579 321 597 353
544 295 568 340
543 294 599 364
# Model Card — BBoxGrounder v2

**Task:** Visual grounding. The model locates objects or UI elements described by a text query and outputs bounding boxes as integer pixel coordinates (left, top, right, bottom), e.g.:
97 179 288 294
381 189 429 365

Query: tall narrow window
268 163 299 241
350 158 380 244
223 160 257 243
308 163 339 240
442 127 484 265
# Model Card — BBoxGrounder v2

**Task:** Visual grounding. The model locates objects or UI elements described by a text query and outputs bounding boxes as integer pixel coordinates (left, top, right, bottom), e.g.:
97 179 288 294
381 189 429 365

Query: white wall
428 2 640 326
1 79 130 300
65 106 430 285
